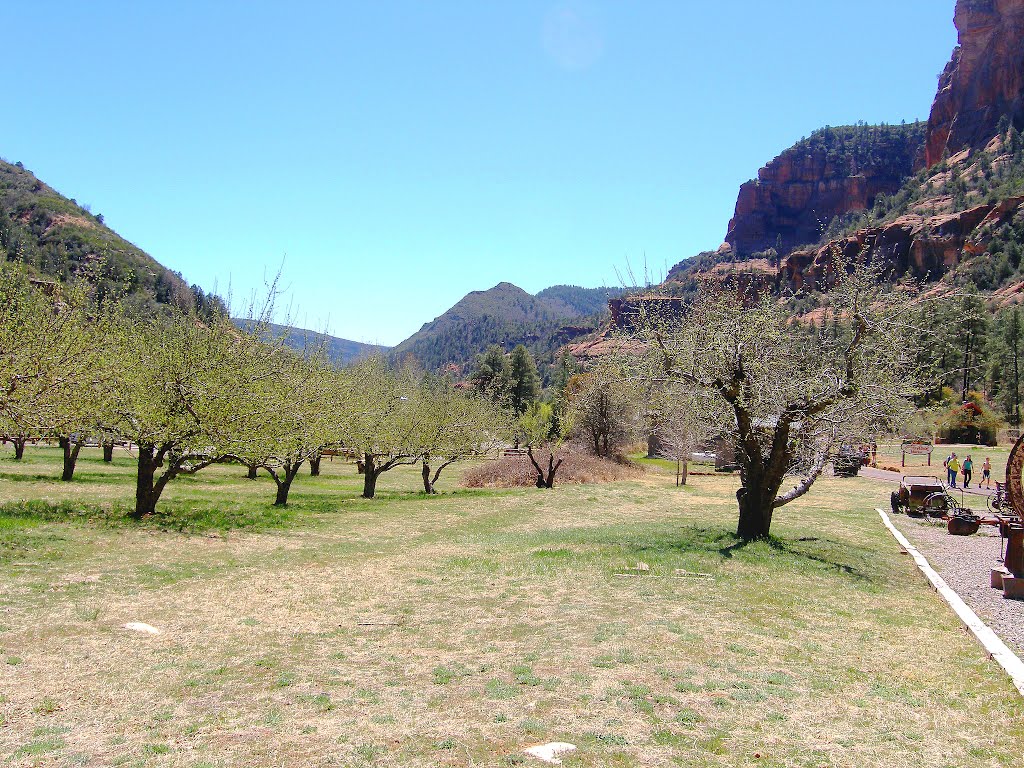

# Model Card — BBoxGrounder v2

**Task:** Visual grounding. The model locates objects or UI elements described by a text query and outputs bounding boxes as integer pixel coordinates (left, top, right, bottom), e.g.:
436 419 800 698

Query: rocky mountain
667 0 1024 303
0 157 214 314
391 282 625 373
927 0 1024 166
726 123 927 256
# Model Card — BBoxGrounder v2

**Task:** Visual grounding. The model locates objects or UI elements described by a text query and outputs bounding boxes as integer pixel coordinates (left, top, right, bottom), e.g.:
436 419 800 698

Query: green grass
0 444 1022 766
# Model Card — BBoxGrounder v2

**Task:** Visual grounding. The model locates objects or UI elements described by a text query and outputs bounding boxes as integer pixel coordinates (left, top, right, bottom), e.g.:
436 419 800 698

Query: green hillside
0 157 217 314
391 282 624 373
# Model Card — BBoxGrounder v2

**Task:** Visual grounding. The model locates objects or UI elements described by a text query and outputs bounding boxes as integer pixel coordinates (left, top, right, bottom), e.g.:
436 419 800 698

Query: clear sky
5 1 957 345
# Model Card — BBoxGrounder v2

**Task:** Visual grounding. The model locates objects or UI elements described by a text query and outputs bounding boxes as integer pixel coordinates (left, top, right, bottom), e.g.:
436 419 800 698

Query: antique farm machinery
889 437 1024 597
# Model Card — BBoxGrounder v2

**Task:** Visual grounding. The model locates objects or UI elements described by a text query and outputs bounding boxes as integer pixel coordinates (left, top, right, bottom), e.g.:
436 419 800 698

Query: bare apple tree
637 259 923 540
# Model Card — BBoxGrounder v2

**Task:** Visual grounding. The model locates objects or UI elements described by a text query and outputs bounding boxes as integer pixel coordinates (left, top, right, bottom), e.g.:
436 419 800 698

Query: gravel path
889 514 1024 657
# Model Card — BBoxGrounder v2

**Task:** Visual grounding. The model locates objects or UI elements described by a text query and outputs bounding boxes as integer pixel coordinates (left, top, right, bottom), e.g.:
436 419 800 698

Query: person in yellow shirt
944 452 960 488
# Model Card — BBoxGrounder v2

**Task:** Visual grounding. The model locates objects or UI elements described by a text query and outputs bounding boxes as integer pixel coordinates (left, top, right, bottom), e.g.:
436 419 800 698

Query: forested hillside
392 282 625 373
534 285 624 318
0 158 218 315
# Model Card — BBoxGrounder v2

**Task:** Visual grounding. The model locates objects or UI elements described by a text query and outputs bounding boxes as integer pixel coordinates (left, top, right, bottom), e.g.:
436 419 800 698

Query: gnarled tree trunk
12 437 26 460
309 452 322 477
527 447 562 489
132 444 219 519
134 444 160 519
362 453 416 498
362 453 379 498
102 441 114 463
268 459 303 506
736 485 776 541
422 460 435 494
59 436 84 482
422 454 458 494
247 463 258 480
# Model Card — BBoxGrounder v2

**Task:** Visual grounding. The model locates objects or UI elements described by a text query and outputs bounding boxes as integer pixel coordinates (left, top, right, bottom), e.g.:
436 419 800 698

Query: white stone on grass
523 742 577 764
123 622 161 635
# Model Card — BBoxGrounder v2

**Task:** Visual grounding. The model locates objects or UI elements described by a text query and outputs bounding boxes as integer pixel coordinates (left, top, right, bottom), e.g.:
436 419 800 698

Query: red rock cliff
724 125 924 256
926 0 1024 166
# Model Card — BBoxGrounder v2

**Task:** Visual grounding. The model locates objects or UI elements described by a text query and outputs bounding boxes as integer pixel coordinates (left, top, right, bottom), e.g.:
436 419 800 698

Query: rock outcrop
724 125 925 257
781 196 1024 292
926 0 1024 167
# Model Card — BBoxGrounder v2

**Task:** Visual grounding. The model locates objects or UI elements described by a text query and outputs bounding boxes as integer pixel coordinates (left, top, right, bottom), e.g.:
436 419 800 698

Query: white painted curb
876 508 1024 697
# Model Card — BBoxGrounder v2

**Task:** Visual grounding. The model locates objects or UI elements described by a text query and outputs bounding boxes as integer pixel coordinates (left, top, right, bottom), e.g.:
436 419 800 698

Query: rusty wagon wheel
1006 434 1024 519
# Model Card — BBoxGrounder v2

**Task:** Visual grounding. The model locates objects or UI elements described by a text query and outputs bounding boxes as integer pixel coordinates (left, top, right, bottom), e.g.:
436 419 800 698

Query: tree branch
773 444 833 509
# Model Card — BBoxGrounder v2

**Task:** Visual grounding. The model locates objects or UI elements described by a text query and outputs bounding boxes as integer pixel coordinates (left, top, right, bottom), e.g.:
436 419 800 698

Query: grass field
871 442 1012 484
1 447 1023 767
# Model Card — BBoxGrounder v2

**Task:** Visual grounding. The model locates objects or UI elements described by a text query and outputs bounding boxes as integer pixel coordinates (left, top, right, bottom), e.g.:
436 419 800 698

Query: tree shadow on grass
621 525 879 584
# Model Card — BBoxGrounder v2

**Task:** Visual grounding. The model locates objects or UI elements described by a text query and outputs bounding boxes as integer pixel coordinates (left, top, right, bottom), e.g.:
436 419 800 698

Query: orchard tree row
0 264 511 517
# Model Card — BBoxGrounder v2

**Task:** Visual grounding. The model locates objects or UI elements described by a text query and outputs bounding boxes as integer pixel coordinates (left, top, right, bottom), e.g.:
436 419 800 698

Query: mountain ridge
0 157 215 315
233 319 389 366
391 282 626 373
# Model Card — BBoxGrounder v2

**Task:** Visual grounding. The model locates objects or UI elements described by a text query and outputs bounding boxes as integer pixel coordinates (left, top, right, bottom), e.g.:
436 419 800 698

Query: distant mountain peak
391 282 626 371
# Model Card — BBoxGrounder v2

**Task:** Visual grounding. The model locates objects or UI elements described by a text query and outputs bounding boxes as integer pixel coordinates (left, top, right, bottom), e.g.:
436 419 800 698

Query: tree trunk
528 448 562 488
1015 336 1021 427
102 441 114 462
247 463 258 480
422 460 435 494
273 462 301 506
59 437 83 482
12 438 26 460
362 453 379 498
134 444 159 519
962 330 973 402
544 454 561 488
736 485 775 541
309 453 322 477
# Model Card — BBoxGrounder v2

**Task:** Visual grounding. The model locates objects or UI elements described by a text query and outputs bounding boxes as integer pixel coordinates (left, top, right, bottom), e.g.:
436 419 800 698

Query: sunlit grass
0 445 1022 766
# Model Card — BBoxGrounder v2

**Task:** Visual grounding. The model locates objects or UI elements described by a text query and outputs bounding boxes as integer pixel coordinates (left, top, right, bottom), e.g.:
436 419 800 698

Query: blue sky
6 1 957 345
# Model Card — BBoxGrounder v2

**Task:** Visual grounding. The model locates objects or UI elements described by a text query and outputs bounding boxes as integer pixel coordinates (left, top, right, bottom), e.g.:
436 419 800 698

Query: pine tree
509 344 540 413
470 345 512 405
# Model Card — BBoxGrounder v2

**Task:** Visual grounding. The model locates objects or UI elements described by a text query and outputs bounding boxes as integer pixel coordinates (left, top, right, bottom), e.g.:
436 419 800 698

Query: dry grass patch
0 447 1022 766
461 451 642 488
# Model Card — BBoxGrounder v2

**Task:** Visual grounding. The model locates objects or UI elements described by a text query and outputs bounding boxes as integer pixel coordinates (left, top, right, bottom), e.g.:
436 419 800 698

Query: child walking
982 457 992 489
962 455 973 488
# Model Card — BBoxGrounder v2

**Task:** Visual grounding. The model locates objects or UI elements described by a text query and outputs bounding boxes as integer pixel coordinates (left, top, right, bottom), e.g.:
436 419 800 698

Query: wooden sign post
901 440 933 467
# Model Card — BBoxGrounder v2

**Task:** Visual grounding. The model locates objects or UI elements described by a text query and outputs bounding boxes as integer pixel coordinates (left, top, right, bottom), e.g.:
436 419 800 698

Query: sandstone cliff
782 195 1024 294
724 124 925 257
926 0 1024 166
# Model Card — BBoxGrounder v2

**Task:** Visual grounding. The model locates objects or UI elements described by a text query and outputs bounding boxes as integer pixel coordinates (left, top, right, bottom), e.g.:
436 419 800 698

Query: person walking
962 455 973 488
982 457 992 489
945 452 959 487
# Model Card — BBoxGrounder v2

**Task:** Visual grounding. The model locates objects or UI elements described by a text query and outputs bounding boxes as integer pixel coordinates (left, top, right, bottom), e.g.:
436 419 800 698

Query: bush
460 451 642 488
937 393 1002 446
